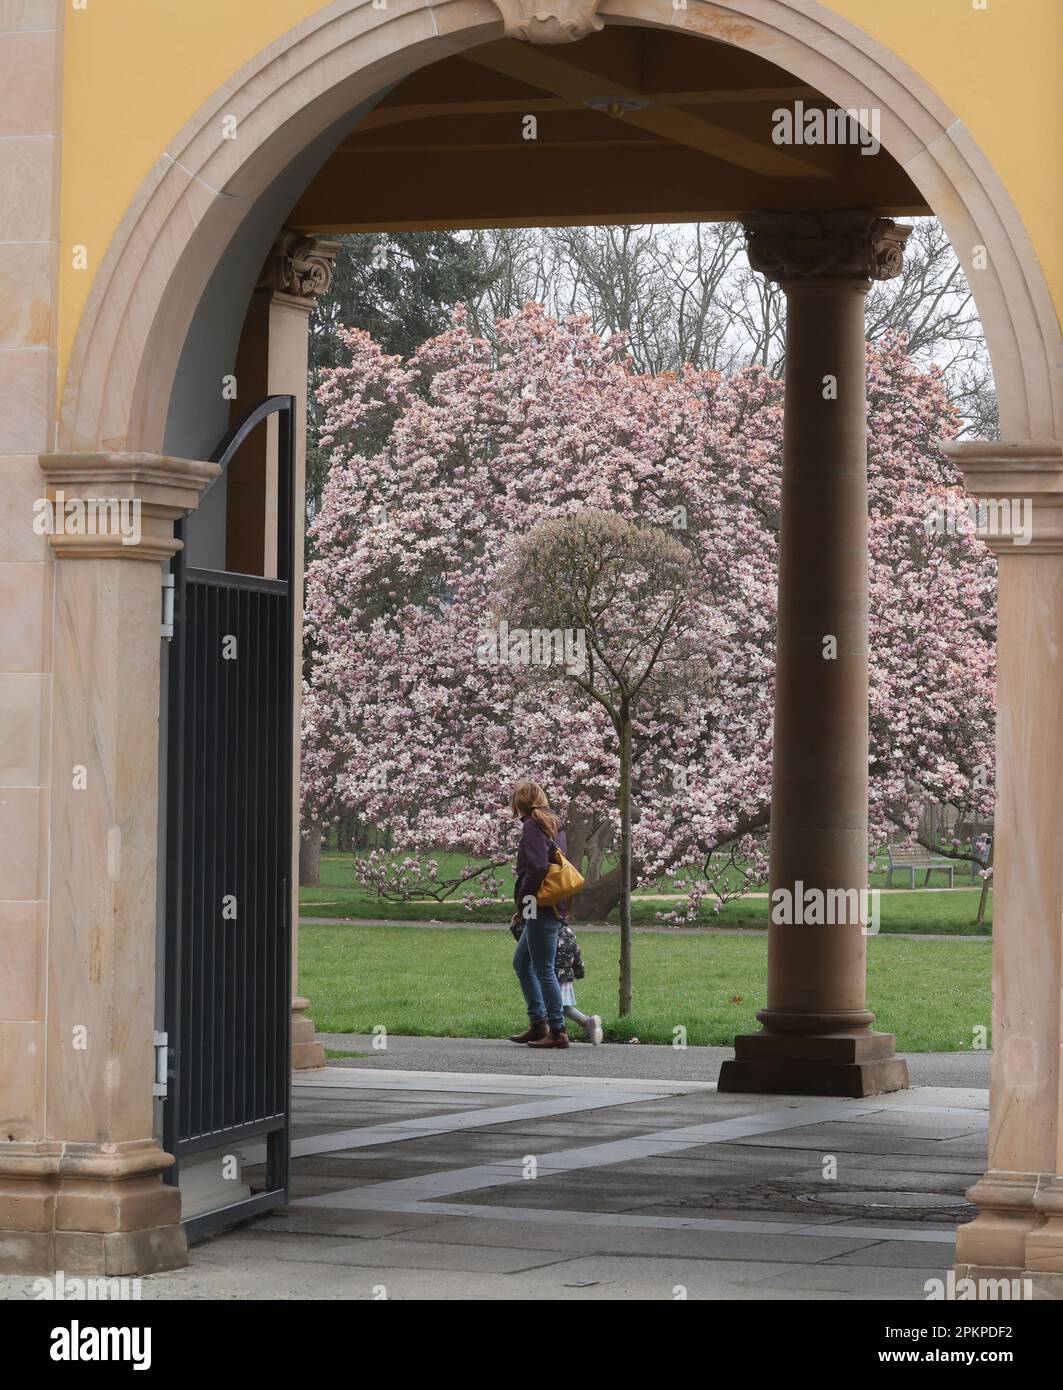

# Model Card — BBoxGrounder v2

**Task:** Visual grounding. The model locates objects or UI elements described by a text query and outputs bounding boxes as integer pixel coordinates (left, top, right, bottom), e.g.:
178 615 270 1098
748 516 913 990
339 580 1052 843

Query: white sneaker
586 1015 603 1045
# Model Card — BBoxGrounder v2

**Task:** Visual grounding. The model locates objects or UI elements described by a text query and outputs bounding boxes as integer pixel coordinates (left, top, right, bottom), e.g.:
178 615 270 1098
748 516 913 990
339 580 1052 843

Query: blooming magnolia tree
302 306 995 921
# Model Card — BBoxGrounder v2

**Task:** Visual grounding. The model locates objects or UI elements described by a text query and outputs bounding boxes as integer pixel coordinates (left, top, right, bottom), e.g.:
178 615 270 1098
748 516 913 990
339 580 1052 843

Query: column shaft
719 213 911 1098
764 278 873 1032
947 443 1063 1295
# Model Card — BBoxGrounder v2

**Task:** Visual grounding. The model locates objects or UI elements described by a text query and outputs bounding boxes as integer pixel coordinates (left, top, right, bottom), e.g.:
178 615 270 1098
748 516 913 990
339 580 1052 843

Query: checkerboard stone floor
107 1062 989 1299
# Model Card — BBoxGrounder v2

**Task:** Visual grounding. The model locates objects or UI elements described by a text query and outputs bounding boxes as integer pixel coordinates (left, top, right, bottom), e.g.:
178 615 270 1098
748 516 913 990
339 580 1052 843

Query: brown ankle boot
508 1019 549 1044
528 1027 570 1049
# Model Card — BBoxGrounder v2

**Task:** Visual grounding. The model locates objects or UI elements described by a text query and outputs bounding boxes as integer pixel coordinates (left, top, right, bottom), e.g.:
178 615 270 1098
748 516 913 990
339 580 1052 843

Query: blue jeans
512 908 564 1031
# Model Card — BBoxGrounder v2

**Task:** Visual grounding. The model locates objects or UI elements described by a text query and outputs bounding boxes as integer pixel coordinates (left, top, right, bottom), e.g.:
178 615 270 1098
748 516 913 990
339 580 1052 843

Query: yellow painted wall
60 0 328 381
829 0 1063 305
59 0 1063 390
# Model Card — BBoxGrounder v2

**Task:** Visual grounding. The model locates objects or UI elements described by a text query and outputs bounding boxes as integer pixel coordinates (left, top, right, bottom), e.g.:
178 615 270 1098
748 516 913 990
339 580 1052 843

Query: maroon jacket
514 813 569 918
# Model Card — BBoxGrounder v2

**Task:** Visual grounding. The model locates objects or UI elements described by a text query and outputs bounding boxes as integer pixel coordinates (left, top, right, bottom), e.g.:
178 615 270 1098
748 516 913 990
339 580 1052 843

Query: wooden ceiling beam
346 85 822 138
289 141 928 233
462 40 832 180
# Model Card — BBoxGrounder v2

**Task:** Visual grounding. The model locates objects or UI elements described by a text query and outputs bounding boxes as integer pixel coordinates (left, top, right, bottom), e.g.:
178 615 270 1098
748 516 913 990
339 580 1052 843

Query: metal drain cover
803 1190 968 1209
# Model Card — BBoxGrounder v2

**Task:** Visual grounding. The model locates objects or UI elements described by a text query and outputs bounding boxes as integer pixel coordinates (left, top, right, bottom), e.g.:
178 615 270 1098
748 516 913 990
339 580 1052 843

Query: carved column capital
743 212 911 287
258 231 341 308
490 0 603 43
36 452 219 561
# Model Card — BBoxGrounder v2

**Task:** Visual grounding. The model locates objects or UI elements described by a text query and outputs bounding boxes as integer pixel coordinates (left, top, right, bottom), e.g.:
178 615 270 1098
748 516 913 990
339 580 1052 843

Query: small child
554 921 603 1044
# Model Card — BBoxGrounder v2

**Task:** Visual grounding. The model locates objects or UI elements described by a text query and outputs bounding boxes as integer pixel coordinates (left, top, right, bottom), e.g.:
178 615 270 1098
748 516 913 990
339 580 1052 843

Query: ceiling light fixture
584 95 650 120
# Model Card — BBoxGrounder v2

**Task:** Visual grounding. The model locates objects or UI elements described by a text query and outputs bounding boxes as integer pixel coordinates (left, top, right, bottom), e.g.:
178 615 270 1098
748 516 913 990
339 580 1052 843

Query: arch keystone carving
490 0 603 43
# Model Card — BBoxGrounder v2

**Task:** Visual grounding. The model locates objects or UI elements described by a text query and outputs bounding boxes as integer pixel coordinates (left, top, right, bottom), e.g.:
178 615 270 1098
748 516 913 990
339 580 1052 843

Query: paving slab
821 1240 957 1269
752 1263 939 1297
196 1230 575 1275
385 1217 888 1265
499 1254 841 1299
249 1208 467 1240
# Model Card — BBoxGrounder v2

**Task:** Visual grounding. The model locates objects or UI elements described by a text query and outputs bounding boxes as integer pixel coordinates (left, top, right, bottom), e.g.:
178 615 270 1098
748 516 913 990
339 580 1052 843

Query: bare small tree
497 509 711 1016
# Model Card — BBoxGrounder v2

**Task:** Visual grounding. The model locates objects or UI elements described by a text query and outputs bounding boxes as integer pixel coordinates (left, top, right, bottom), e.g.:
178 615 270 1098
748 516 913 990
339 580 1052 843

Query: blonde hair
510 780 559 838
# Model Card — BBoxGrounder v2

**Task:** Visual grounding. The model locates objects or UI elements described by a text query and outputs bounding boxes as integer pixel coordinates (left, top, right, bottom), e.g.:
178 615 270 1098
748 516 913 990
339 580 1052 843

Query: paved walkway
318 1032 991 1089
0 1051 988 1301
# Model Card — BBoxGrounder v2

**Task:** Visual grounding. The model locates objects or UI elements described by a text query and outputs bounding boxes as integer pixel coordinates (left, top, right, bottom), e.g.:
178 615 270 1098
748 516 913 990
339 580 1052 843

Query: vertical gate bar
199 582 211 1140
266 591 274 1118
270 592 280 1120
191 580 203 1143
188 581 199 1142
276 399 293 1193
220 581 228 1134
202 581 212 1138
217 582 226 1133
254 576 265 1119
213 581 222 1135
185 581 198 1146
229 581 239 1129
237 585 248 1127
283 398 294 1192
200 582 209 1139
277 593 287 1124
192 582 204 1142
247 585 257 1121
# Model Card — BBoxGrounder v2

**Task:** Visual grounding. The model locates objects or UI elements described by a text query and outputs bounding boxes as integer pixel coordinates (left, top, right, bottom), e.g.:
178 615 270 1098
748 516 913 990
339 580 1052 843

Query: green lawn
302 851 992 935
298 921 991 1052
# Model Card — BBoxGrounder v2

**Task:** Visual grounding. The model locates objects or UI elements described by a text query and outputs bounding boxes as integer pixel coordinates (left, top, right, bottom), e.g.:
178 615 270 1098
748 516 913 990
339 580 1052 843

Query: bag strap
530 813 560 861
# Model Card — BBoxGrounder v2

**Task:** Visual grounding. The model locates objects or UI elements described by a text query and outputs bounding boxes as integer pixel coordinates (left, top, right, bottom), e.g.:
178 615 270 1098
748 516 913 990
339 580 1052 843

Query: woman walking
507 780 571 1050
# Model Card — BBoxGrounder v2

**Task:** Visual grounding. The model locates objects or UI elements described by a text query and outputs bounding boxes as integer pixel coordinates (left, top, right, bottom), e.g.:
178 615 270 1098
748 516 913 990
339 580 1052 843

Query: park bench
885 843 957 888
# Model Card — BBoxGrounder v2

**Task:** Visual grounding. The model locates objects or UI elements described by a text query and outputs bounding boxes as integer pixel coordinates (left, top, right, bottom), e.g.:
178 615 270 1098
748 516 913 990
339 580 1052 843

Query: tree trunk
618 709 633 1016
585 824 607 886
299 818 323 887
976 841 994 928
338 810 364 852
566 810 591 880
571 862 622 922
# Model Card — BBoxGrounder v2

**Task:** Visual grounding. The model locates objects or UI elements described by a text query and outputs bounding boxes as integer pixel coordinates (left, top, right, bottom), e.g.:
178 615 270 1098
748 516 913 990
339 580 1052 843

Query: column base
718 1029 909 1097
1028 1174 1063 1273
955 1171 1041 1272
291 996 326 1070
954 1265 1063 1300
0 1140 187 1276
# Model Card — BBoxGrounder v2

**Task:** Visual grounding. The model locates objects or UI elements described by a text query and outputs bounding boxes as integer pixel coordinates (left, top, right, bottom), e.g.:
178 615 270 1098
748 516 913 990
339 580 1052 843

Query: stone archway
60 0 1062 455
33 0 1063 1288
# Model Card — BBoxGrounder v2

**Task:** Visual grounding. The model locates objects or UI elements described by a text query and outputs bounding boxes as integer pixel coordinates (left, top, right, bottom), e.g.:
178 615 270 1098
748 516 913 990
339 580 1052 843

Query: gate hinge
153 1030 170 1098
161 572 175 641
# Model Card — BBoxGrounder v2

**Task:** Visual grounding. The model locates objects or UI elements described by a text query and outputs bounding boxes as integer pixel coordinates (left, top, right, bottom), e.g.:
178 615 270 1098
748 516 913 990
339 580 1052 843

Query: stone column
229 231 339 1070
0 453 218 1275
719 213 911 1098
946 442 1063 1296
0 0 62 1269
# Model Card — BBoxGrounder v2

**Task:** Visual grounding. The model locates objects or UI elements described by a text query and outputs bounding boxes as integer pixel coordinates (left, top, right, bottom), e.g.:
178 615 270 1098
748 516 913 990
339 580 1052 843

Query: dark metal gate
163 395 296 1235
